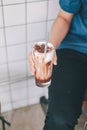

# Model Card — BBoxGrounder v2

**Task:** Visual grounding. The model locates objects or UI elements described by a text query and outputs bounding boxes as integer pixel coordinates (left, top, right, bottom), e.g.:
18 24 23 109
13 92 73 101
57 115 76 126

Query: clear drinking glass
32 42 54 87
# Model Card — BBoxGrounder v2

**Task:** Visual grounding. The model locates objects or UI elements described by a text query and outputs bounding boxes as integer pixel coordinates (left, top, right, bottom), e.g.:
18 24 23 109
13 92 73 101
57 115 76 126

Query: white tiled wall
0 0 60 112
0 64 8 80
7 44 26 62
9 60 27 80
3 0 25 5
6 26 26 45
0 8 3 28
0 48 7 64
28 22 46 42
4 4 25 26
0 29 5 47
27 1 47 23
48 0 60 20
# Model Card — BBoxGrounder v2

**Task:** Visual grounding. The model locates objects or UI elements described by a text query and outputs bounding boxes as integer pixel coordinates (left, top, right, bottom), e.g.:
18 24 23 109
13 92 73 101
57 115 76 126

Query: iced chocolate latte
32 42 54 87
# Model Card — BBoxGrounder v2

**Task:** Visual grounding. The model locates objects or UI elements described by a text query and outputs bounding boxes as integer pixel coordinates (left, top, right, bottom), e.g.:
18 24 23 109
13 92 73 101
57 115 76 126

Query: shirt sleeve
59 0 81 14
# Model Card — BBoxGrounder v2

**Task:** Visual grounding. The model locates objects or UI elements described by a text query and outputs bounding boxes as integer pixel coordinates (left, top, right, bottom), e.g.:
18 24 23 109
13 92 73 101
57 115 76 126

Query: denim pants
43 49 87 130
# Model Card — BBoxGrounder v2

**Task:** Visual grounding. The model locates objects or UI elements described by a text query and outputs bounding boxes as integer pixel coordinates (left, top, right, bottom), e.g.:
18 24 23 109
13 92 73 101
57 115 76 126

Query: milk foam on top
33 42 54 63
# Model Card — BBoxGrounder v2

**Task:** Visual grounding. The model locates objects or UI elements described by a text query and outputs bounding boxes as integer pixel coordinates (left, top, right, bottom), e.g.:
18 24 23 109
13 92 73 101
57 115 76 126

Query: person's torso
59 0 87 54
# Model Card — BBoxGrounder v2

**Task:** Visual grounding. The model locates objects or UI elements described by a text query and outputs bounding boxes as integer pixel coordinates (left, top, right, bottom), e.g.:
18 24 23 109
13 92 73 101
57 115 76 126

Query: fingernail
54 62 57 65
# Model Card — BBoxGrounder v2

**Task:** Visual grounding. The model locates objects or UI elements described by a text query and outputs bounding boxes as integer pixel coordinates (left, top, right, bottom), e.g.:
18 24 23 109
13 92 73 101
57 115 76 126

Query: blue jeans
43 49 87 130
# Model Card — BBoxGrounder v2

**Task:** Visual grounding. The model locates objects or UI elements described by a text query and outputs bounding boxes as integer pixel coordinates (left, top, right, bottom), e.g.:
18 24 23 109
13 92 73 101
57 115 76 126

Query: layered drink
32 42 54 87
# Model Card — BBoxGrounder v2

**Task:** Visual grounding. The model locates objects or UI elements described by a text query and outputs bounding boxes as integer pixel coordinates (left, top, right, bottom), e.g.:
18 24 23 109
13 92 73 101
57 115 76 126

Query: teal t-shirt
59 0 87 54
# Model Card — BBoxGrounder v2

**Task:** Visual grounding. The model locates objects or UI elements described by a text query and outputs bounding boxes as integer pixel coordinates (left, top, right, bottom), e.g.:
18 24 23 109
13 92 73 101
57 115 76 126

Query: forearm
49 12 73 49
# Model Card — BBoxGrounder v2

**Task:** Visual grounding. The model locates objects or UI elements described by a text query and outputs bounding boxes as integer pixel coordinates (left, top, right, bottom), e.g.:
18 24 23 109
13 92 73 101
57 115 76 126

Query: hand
28 50 57 75
52 49 57 65
29 52 35 75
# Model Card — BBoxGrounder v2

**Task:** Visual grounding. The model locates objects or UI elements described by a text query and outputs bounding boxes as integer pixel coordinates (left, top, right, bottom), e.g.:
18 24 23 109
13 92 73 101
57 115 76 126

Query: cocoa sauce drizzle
34 44 53 53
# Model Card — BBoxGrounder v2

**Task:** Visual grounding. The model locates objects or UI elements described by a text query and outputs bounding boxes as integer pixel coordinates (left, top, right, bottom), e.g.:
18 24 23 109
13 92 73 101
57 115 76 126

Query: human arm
49 9 74 49
48 9 74 65
29 9 74 74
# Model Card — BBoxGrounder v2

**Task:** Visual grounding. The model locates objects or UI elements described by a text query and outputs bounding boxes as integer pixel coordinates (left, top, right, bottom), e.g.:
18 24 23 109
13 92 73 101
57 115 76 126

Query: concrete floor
0 103 87 130
0 104 45 130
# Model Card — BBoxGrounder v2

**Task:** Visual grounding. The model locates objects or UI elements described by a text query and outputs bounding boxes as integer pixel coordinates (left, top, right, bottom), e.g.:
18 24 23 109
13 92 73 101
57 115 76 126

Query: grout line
0 58 27 65
25 0 29 105
27 0 48 4
0 38 46 48
2 23 27 28
0 75 34 87
42 0 49 96
0 19 54 29
0 0 52 7
0 2 26 7
0 37 47 47
45 0 49 37
0 0 55 112
0 42 27 48
1 0 14 110
28 19 54 24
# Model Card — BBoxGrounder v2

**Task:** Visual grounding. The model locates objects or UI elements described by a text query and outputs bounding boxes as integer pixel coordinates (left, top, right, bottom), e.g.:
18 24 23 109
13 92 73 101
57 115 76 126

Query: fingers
53 50 57 65
29 50 57 76
29 52 35 75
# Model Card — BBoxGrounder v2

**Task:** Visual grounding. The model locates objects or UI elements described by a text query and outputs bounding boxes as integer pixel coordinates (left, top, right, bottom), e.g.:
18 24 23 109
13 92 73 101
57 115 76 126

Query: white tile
7 44 26 62
48 0 60 20
47 20 54 34
0 85 9 93
28 22 46 42
27 42 33 55
11 80 27 89
0 48 7 64
3 0 25 5
6 25 26 45
11 87 27 101
1 102 12 112
26 60 30 77
28 77 35 87
27 1 47 23
42 87 48 99
27 0 39 2
0 91 11 104
13 99 27 109
0 7 3 27
28 86 43 98
0 64 8 82
4 4 25 26
9 61 26 80
0 29 5 47
28 97 40 105
27 62 33 76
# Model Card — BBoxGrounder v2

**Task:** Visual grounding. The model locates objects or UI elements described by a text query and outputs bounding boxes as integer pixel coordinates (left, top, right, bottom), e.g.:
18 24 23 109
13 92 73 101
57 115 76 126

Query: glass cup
32 42 54 87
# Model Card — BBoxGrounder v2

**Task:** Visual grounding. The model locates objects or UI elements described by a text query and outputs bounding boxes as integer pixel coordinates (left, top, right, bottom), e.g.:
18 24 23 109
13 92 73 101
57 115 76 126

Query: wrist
48 41 57 50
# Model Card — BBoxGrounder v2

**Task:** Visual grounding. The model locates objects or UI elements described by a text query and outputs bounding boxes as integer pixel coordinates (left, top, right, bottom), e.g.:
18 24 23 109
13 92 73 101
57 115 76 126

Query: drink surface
34 44 53 53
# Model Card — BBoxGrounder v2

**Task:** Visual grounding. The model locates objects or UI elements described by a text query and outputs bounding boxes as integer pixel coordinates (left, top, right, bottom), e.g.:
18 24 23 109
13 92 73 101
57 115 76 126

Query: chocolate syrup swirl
34 44 53 53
